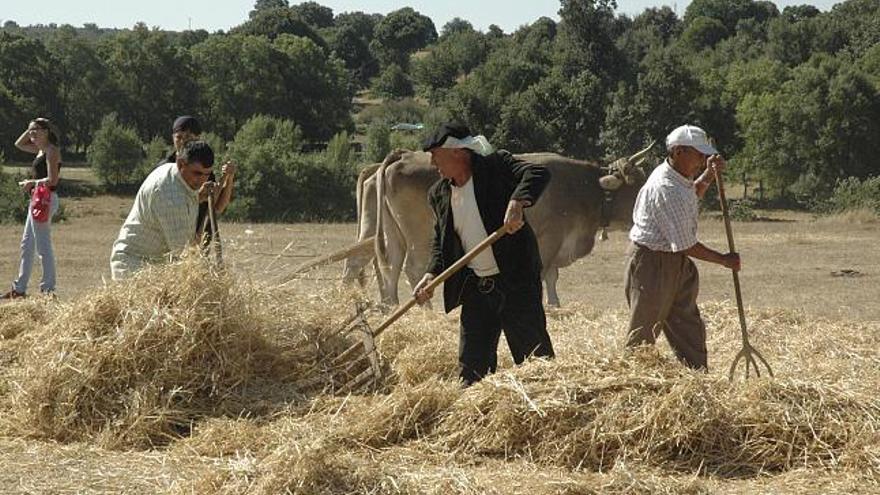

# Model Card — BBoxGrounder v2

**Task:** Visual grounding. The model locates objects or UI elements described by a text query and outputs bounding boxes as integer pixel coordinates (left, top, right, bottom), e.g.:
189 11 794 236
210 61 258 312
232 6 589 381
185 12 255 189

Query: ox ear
599 174 623 191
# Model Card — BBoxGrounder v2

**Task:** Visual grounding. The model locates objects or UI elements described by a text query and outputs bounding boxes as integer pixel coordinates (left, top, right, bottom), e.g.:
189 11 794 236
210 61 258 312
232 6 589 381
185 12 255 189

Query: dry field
0 181 877 494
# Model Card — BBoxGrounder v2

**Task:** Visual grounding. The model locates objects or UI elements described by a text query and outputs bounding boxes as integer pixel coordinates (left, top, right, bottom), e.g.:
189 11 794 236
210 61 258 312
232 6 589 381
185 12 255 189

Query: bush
133 135 171 184
828 176 880 214
0 170 27 223
727 198 758 221
224 115 356 221
87 114 144 188
201 132 227 161
364 122 391 162
371 64 414 99
325 131 353 171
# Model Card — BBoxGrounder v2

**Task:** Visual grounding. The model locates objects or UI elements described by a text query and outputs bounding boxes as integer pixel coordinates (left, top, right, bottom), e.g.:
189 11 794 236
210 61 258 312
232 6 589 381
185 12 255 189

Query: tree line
1 0 879 217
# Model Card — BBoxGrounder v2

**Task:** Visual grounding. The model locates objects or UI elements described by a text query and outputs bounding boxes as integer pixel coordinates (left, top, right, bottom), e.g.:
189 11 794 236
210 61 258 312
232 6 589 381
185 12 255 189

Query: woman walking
2 118 62 299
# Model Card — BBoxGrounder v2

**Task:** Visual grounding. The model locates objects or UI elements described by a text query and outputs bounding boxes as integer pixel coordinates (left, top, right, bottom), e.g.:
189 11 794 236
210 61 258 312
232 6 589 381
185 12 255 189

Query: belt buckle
477 276 495 294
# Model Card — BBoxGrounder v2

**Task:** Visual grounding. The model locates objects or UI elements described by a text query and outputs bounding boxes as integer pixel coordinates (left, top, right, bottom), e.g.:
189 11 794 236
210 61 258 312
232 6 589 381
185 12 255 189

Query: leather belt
475 273 500 294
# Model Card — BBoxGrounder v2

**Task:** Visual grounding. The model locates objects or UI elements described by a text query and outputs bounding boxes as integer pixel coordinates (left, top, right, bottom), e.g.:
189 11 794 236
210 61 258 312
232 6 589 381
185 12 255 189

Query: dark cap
172 115 202 135
422 121 471 152
179 140 214 167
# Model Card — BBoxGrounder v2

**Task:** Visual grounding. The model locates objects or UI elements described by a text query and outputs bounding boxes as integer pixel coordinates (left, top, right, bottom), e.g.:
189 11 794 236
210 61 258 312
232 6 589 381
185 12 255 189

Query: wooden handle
713 167 749 340
714 168 736 253
282 236 375 281
333 226 507 365
373 225 507 339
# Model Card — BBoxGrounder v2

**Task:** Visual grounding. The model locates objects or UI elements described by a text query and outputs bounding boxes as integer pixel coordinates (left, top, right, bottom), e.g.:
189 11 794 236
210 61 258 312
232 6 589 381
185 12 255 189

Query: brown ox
342 144 653 306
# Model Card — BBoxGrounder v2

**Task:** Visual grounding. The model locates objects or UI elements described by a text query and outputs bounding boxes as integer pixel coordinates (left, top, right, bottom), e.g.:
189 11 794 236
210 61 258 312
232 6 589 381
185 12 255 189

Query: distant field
0 187 876 321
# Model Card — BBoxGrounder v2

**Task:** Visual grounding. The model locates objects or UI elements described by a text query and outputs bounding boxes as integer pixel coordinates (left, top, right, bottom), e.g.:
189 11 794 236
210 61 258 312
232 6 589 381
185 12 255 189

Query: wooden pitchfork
713 165 773 380
332 225 508 393
201 175 225 267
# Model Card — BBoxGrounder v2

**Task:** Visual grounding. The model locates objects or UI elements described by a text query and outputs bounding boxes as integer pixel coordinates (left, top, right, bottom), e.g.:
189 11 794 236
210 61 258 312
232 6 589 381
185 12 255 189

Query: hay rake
331 226 508 393
714 165 773 380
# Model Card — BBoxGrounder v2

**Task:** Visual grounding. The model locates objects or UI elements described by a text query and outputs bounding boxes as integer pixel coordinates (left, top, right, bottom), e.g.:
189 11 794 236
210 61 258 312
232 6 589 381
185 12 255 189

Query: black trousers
458 271 555 385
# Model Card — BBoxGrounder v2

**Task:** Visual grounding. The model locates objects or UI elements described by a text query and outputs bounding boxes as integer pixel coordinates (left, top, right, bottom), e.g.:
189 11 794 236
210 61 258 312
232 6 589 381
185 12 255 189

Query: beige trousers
624 243 707 370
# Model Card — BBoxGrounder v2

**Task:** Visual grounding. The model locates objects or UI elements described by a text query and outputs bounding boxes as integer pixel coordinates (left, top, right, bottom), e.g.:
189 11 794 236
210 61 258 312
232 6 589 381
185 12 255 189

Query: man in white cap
624 124 740 369
413 122 555 386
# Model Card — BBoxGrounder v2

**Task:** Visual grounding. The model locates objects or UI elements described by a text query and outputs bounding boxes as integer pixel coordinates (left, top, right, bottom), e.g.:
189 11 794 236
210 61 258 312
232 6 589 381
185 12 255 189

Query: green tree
830 0 880 58
412 26 489 101
88 114 144 188
364 122 391 162
249 0 289 19
372 63 414 99
681 16 728 50
0 84 25 159
442 21 555 138
555 0 622 83
684 0 778 33
191 34 352 142
324 130 352 170
328 11 382 87
291 2 334 29
225 115 354 221
0 169 27 223
225 115 302 220
736 54 880 199
273 34 353 141
190 34 287 138
134 135 171 183
616 7 682 71
0 32 64 155
602 46 701 157
495 70 605 157
233 6 324 46
440 18 474 38
99 24 197 141
370 7 437 68
45 26 117 152
328 24 379 87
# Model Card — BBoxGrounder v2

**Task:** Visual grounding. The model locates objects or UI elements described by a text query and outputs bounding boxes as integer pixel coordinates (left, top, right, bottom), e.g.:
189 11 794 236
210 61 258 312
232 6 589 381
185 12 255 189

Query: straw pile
0 256 368 449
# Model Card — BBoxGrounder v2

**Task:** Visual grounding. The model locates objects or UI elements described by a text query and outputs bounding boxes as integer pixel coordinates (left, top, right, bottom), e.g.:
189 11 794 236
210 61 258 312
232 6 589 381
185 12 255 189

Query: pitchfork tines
728 331 773 380
713 163 774 380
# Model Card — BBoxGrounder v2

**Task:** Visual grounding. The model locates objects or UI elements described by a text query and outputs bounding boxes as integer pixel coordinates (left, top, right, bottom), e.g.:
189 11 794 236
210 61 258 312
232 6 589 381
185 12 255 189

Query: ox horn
627 139 656 167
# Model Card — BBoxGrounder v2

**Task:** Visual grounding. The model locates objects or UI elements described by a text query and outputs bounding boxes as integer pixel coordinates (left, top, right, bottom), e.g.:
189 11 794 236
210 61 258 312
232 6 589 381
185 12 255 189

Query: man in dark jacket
413 122 555 386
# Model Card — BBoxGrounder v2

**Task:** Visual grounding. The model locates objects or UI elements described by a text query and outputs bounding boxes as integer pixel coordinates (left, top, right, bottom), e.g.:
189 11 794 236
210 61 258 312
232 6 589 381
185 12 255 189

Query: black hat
172 115 202 135
422 122 471 152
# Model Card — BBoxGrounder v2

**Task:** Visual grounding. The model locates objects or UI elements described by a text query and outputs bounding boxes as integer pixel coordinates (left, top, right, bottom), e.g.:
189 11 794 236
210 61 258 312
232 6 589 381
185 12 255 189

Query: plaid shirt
629 160 699 252
111 163 199 265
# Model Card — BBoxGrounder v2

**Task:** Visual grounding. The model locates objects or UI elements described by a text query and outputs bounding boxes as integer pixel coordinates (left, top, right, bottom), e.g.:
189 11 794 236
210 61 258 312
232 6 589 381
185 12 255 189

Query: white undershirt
451 177 500 276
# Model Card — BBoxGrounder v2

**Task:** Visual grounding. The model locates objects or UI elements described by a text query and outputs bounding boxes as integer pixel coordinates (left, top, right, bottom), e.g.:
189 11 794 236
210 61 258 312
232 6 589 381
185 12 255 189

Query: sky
1 0 842 34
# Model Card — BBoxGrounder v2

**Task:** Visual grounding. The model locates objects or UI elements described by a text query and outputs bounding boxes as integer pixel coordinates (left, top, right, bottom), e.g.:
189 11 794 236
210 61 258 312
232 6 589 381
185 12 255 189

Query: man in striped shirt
625 125 740 370
110 141 216 280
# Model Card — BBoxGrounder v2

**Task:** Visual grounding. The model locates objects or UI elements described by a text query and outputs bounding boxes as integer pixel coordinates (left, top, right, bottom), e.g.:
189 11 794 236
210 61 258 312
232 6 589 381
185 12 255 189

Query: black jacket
426 150 550 313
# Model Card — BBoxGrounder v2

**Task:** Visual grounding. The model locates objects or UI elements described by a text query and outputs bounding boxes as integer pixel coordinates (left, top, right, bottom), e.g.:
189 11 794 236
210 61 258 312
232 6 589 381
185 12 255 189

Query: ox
342 144 653 306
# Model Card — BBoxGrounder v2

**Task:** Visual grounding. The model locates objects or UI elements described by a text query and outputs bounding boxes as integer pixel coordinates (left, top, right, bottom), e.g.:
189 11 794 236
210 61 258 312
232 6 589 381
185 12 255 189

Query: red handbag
30 183 52 223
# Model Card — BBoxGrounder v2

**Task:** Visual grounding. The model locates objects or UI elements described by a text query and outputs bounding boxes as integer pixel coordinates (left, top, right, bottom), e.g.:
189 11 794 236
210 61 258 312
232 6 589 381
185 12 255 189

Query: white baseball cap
665 124 718 155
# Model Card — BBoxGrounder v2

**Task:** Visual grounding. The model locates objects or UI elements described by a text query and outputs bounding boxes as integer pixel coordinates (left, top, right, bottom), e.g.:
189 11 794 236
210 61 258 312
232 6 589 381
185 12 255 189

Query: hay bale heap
1 258 362 449
176 302 880 493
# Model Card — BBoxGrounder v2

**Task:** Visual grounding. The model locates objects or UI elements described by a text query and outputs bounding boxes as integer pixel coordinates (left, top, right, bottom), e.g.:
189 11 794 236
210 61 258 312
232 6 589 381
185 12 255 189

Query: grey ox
342 144 654 306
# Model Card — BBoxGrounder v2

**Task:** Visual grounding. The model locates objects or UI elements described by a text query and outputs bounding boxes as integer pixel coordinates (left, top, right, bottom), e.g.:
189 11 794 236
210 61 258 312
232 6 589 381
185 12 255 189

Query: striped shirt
110 163 199 277
629 160 699 252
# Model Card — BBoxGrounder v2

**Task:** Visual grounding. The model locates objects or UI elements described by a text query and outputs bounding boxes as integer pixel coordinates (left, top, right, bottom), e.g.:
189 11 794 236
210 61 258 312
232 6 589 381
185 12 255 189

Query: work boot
0 289 26 300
